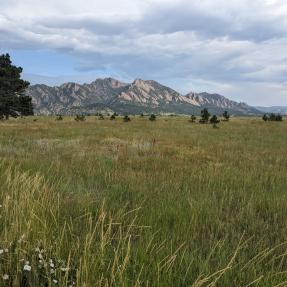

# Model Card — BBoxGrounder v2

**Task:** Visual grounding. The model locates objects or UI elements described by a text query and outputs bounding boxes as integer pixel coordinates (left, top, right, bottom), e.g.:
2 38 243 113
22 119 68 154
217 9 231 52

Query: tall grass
0 116 287 286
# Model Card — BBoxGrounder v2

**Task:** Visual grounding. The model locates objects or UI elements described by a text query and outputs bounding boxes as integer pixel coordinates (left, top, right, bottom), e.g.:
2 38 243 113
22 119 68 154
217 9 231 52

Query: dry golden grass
0 115 287 286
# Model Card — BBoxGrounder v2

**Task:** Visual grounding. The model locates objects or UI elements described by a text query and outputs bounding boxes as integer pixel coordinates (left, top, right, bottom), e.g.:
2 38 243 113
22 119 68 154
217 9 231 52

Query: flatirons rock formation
26 78 260 115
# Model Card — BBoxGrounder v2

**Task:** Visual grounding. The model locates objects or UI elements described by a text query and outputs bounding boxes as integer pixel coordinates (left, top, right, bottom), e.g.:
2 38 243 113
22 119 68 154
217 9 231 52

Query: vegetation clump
149 114 156 121
222 111 230 121
189 115 196 123
74 114 86 121
123 115 131 122
263 113 283 122
199 108 211 123
98 114 104 120
210 115 220 128
55 115 63 121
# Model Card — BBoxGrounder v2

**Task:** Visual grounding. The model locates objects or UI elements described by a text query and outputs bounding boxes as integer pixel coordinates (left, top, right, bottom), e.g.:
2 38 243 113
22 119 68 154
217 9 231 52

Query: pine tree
210 115 220 128
149 114 156 121
199 108 210 123
189 115 196 123
123 115 131 122
222 111 230 121
0 54 32 119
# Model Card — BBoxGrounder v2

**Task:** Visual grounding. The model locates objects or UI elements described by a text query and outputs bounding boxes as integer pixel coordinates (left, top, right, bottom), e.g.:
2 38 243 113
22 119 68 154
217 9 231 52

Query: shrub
55 115 63 121
210 115 220 128
149 114 156 121
189 115 196 123
75 114 86 121
123 115 131 122
110 114 116 120
262 113 283 122
98 114 104 120
222 111 230 121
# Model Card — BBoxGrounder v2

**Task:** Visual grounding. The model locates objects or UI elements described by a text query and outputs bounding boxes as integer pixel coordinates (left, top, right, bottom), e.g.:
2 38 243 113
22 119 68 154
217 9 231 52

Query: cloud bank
0 0 287 105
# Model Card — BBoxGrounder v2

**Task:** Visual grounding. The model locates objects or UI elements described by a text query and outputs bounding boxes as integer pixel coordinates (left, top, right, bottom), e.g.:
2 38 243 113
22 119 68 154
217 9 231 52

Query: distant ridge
255 106 287 115
26 78 261 115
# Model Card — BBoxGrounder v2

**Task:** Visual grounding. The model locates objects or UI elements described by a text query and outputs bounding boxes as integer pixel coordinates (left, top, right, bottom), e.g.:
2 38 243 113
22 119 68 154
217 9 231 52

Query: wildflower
50 269 55 274
50 262 55 268
2 274 9 280
35 247 40 252
4 249 8 253
53 279 58 284
38 253 43 259
23 264 32 272
0 249 3 255
60 267 69 272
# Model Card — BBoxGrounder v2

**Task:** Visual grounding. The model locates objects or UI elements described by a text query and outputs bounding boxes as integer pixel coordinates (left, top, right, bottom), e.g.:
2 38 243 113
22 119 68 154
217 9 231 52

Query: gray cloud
0 0 287 105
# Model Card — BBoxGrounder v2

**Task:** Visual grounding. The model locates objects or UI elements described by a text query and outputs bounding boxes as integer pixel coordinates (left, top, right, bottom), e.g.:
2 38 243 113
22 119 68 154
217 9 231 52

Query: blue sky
1 0 287 106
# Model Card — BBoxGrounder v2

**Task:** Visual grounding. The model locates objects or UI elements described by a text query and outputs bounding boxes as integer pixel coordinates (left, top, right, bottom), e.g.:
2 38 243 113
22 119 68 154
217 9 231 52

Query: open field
0 116 287 286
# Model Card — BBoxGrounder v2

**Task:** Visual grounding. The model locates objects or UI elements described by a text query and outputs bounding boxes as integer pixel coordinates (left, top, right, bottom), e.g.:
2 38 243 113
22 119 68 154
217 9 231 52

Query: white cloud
0 0 287 105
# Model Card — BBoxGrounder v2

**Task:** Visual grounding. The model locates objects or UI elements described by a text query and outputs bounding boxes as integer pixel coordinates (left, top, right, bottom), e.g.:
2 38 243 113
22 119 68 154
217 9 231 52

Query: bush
75 114 86 121
98 114 104 120
210 115 220 128
189 115 196 123
149 114 156 121
110 114 116 120
222 111 230 121
55 115 63 121
262 113 283 122
123 115 131 122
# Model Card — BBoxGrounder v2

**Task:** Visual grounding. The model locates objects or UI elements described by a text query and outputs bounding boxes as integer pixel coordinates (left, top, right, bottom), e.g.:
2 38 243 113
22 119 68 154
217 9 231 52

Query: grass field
0 116 287 286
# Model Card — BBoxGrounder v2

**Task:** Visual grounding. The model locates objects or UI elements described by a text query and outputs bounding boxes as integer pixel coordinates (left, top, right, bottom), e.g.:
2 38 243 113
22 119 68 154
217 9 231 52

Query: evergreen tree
199 108 210 123
149 114 156 121
0 54 32 119
75 114 86 121
55 115 63 121
262 114 269 121
189 115 196 123
98 114 104 120
210 115 220 128
123 115 131 122
222 111 230 121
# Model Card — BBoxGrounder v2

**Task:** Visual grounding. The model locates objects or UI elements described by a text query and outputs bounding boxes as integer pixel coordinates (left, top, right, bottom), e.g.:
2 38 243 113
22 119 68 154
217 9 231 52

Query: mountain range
255 106 287 115
26 78 261 115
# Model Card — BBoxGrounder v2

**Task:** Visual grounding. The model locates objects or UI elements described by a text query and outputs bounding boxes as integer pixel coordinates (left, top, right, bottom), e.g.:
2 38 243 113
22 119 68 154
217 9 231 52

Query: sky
0 0 287 106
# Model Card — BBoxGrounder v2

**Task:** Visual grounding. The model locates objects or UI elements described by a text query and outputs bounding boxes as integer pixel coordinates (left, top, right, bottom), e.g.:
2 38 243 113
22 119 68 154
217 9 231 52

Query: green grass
0 116 287 286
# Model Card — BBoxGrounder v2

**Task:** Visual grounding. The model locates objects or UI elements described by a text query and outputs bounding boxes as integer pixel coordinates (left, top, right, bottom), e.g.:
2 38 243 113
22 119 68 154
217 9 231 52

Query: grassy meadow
0 115 287 286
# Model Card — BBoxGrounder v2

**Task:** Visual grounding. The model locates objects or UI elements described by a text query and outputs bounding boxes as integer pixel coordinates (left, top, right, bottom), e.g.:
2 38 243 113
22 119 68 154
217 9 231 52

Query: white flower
0 249 4 255
2 274 9 280
23 264 31 272
53 279 58 284
50 262 55 268
50 269 55 274
35 247 40 252
38 253 43 259
4 249 8 253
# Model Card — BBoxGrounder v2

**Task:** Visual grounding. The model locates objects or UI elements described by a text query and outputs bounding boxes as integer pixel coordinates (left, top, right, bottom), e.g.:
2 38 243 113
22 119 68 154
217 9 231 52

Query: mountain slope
186 92 260 115
26 78 261 115
255 106 287 115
